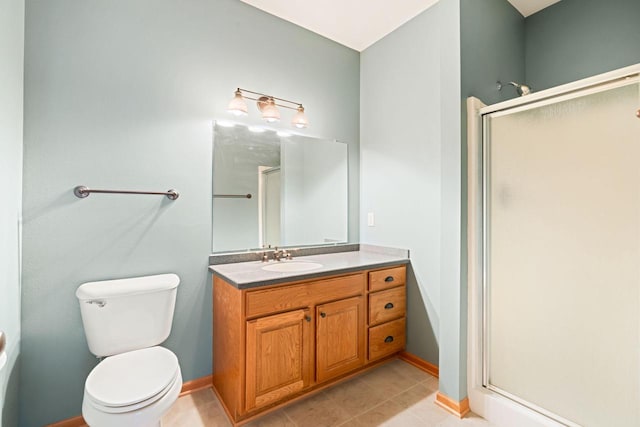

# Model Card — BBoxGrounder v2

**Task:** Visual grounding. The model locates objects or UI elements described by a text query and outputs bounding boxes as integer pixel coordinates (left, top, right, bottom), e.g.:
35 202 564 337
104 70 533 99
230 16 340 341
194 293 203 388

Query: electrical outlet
367 212 375 227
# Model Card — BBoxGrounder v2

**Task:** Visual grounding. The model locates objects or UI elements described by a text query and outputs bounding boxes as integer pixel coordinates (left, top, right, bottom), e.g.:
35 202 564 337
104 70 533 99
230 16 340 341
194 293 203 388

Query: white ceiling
240 0 440 51
240 0 563 52
508 0 563 17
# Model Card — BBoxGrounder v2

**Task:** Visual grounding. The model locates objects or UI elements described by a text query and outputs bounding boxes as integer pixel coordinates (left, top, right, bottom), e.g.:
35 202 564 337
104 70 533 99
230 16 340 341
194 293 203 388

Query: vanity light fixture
227 88 309 128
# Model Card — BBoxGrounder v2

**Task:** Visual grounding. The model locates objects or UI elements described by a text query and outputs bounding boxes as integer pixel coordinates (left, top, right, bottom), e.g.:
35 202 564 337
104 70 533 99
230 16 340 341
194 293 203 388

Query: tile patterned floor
162 359 495 427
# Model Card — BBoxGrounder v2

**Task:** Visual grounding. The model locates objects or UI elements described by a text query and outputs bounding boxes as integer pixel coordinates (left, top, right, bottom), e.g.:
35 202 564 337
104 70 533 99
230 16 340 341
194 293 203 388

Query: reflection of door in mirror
260 167 281 247
212 125 280 252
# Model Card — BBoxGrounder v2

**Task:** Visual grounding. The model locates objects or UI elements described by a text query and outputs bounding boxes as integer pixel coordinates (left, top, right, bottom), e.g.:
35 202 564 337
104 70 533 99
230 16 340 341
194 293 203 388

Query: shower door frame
466 63 640 427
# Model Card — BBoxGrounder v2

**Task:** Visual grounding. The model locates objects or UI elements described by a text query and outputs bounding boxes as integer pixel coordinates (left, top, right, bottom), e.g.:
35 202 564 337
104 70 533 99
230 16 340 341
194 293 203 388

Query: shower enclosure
468 65 640 427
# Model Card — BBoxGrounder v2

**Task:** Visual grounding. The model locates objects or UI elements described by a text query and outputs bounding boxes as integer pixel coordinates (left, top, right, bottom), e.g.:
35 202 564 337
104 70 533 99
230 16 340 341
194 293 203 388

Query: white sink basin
261 261 323 273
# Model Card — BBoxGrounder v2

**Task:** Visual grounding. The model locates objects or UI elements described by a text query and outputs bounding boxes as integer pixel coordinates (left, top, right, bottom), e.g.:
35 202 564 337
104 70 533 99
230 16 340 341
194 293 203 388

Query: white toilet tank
76 273 180 357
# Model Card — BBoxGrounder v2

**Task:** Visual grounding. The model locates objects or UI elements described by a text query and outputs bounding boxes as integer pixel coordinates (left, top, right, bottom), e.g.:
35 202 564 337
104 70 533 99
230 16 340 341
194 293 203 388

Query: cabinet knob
384 302 394 310
320 312 326 318
305 316 311 322
384 336 394 343
384 276 394 282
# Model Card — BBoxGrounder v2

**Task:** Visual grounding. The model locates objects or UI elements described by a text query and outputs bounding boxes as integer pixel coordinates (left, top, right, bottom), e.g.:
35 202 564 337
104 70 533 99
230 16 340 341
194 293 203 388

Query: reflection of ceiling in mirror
214 126 280 166
213 125 281 195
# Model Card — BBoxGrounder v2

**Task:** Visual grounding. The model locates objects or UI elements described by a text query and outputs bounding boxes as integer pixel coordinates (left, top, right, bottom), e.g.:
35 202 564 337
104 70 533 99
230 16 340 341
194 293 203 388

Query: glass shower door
483 79 640 426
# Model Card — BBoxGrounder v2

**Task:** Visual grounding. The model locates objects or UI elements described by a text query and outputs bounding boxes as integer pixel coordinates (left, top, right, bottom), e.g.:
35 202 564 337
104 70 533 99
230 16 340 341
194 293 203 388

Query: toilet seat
85 369 180 414
85 346 179 413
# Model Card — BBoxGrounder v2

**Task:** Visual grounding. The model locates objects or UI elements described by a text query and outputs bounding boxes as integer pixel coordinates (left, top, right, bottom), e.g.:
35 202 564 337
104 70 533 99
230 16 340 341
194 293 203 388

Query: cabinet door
246 309 311 411
316 296 365 383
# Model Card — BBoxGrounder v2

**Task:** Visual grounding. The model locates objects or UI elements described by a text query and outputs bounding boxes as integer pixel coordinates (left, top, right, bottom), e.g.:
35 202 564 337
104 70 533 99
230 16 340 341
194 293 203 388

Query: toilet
76 273 183 427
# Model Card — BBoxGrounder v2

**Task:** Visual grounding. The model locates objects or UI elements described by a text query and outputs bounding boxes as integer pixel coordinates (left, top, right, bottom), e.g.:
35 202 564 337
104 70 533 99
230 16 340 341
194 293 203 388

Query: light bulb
291 105 308 129
261 97 280 123
227 89 248 116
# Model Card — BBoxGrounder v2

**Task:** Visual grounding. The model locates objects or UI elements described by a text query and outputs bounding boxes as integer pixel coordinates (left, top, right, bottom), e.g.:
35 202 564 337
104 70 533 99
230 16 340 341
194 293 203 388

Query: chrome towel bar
74 186 179 200
213 194 252 199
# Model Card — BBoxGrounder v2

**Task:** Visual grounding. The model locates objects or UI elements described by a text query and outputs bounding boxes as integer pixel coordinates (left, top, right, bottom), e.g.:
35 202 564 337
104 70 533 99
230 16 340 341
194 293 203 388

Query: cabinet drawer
368 266 406 292
368 317 405 361
246 273 365 318
369 286 406 326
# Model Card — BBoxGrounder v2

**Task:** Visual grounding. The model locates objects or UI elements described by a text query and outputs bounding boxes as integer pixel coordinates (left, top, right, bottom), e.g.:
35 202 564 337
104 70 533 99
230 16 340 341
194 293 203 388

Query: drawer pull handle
384 276 394 282
384 336 394 343
320 312 326 318
305 316 311 322
384 302 394 309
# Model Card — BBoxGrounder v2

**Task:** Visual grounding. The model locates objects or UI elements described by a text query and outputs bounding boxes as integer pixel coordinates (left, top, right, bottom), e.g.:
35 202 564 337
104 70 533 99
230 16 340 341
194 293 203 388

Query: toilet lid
85 346 180 408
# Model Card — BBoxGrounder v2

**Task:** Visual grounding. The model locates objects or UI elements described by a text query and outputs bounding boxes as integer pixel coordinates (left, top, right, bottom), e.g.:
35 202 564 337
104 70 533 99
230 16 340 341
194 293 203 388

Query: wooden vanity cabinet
212 264 406 424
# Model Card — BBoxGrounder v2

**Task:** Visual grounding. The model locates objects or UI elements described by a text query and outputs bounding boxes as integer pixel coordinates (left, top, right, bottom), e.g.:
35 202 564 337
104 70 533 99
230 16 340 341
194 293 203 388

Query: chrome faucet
272 248 293 261
260 244 273 262
260 247 294 262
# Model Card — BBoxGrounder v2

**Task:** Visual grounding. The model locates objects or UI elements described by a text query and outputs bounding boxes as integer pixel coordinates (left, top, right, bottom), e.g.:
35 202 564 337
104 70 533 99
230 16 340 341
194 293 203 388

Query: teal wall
461 0 525 105
21 0 359 425
0 0 24 426
360 0 467 401
525 0 640 91
437 0 464 402
360 3 442 367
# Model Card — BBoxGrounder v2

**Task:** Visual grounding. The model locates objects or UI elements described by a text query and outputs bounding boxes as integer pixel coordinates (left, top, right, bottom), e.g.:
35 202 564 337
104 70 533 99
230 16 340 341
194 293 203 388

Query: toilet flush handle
85 300 107 308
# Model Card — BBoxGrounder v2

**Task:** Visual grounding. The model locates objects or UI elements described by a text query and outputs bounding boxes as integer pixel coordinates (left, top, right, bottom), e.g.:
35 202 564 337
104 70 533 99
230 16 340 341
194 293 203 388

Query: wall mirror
212 122 348 253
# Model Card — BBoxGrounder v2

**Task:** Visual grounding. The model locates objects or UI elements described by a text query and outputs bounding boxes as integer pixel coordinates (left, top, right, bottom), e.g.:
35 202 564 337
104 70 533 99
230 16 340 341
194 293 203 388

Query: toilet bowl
77 274 182 427
82 347 182 427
